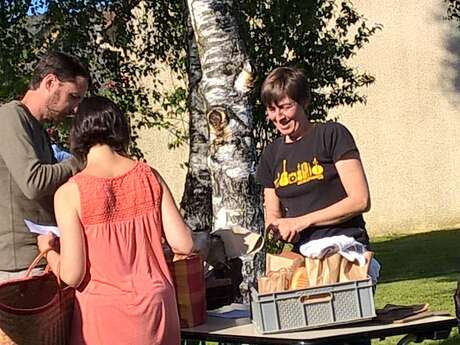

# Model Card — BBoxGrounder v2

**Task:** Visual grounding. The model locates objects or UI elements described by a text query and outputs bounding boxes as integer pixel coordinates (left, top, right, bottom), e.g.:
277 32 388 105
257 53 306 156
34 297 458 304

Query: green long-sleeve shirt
0 101 80 271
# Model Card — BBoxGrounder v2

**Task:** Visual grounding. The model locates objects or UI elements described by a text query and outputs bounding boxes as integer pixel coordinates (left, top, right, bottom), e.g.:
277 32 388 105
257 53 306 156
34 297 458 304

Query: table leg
396 334 421 345
396 327 453 345
182 340 207 345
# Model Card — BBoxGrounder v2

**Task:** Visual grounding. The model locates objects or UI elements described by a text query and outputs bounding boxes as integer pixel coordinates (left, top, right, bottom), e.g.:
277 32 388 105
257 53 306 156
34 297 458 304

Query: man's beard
45 91 68 122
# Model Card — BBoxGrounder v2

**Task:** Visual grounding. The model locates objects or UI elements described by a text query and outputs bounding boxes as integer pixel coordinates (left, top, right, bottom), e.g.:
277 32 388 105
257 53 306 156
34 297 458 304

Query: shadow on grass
438 334 460 345
371 228 460 283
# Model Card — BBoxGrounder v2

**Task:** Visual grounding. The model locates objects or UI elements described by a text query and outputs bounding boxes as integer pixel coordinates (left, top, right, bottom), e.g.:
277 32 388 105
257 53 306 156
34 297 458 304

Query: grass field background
371 229 460 344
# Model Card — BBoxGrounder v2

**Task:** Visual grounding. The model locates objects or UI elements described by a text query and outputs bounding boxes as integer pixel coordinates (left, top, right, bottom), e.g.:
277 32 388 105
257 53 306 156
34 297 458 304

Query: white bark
187 0 264 300
187 0 263 233
180 14 212 233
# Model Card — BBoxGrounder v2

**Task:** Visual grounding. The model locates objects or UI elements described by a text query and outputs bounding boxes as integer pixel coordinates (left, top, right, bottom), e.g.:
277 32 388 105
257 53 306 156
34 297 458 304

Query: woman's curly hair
70 96 129 161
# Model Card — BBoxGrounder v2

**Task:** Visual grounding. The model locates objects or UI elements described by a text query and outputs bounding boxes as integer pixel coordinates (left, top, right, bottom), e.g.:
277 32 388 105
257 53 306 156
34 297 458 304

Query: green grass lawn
371 228 460 344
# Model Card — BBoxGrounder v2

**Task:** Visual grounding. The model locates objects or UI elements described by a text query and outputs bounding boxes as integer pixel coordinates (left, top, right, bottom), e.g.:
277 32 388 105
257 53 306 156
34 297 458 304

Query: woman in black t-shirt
256 66 372 257
256 68 377 345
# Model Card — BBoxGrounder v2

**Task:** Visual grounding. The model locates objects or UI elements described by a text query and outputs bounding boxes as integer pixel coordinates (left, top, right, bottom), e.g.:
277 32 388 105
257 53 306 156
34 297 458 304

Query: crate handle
299 292 333 304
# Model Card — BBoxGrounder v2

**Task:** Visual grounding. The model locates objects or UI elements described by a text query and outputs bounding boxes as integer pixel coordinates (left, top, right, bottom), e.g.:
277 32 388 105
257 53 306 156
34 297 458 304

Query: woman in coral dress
38 96 193 345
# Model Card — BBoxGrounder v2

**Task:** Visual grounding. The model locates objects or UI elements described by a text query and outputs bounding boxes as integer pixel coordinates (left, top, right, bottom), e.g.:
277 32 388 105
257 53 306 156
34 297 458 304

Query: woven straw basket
0 252 74 345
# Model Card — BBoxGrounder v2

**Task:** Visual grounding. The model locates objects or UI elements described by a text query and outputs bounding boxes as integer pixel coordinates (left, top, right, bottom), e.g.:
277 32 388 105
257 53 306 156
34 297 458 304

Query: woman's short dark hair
70 96 129 161
29 51 91 90
261 67 310 107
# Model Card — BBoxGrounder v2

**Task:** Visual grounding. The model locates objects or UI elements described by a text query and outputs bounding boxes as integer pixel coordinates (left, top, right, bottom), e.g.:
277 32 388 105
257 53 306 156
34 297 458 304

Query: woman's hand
269 217 306 243
37 232 59 254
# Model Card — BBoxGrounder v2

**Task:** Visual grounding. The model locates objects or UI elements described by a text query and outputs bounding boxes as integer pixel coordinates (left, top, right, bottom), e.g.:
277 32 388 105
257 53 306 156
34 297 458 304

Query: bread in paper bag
258 268 291 294
266 252 304 275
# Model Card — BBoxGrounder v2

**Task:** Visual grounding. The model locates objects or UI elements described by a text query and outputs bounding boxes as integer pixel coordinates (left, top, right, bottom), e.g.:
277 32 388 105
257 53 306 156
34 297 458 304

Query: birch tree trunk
186 0 264 300
180 14 212 233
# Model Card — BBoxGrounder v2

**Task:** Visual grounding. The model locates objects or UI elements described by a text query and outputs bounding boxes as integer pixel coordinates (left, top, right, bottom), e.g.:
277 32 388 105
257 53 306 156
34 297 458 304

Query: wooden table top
182 315 458 344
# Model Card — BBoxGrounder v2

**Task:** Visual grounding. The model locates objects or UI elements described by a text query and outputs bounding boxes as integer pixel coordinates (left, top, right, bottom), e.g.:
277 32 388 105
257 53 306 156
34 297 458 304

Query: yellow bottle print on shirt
274 157 324 188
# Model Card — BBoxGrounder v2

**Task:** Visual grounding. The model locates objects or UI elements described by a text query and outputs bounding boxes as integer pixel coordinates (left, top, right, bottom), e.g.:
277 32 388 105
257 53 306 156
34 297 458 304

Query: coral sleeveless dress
69 161 180 345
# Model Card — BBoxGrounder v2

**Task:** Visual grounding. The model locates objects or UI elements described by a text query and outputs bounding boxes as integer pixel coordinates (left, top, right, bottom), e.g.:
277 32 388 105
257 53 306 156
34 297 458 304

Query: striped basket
0 252 74 345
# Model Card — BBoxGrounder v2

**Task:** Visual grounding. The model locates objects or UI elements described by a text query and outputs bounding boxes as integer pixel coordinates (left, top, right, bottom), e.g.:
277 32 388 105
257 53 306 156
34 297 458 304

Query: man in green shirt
0 52 90 279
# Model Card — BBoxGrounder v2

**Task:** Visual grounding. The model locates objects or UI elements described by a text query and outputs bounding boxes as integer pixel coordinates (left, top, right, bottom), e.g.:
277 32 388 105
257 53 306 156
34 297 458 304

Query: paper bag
324 253 341 285
290 267 309 290
258 268 291 294
306 254 341 286
266 252 304 275
339 251 374 282
305 252 373 286
305 257 323 287
168 254 207 328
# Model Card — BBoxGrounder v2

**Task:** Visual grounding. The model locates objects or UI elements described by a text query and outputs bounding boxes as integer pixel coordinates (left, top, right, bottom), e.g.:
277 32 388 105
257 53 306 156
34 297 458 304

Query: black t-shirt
256 122 370 250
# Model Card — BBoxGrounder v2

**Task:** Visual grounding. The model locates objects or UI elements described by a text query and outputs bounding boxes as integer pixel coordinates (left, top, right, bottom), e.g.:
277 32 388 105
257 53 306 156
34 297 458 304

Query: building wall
136 67 189 207
331 0 460 235
140 0 460 236
137 127 189 205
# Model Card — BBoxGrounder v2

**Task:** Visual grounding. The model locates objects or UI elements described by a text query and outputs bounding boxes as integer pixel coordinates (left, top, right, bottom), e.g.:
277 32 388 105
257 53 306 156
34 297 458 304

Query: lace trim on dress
70 162 162 225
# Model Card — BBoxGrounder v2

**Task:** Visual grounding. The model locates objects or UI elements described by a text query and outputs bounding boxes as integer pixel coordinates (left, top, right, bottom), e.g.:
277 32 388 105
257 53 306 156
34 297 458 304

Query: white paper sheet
24 219 60 237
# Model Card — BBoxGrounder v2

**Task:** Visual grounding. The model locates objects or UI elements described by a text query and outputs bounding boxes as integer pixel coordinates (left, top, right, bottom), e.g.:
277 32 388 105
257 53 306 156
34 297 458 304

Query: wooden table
182 315 458 345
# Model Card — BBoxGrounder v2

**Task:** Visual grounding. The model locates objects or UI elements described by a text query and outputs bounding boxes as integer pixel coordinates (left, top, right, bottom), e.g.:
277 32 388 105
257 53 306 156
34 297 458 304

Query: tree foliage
0 0 39 100
446 0 460 28
0 0 187 157
157 0 382 154
238 0 381 150
0 0 380 157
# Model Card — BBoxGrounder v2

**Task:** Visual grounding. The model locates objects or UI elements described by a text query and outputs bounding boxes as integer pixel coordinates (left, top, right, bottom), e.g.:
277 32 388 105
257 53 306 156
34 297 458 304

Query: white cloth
299 235 367 266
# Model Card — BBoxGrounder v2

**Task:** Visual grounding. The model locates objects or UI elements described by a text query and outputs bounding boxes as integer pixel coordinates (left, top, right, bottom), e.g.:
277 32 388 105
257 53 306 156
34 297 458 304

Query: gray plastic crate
251 278 375 334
